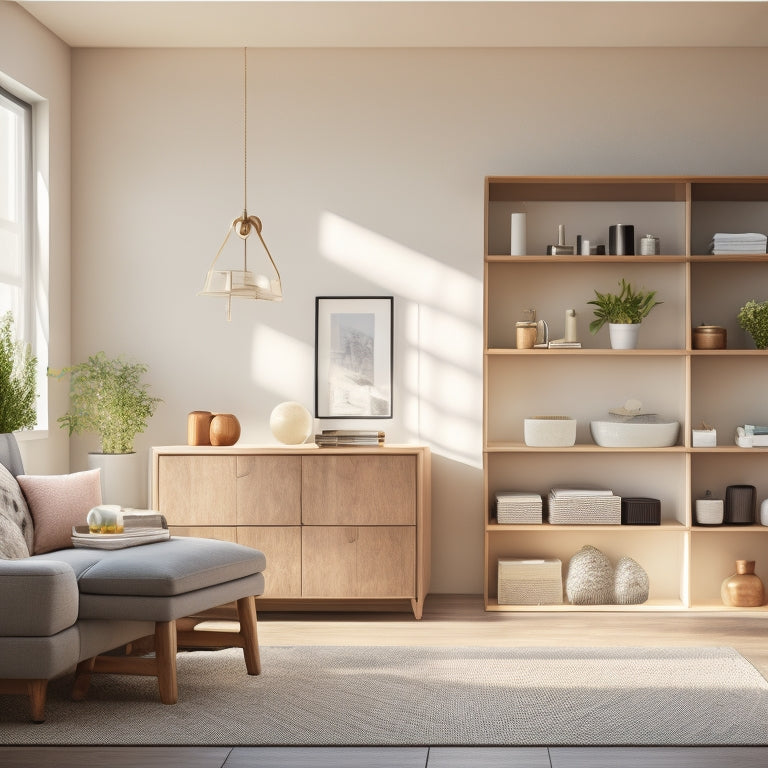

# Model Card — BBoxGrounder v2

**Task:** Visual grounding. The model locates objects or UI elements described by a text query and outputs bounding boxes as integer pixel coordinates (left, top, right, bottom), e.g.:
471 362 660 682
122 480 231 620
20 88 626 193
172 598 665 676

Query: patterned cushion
0 462 33 559
18 469 102 554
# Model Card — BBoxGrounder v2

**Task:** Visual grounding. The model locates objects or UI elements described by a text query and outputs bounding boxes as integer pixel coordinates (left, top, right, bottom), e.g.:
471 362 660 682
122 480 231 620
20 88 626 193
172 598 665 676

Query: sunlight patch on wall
250 325 315 409
320 211 482 467
319 212 478 320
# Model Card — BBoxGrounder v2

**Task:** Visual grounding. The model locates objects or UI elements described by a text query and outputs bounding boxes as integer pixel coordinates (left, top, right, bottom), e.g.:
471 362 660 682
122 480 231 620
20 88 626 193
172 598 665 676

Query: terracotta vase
721 560 765 607
187 411 212 446
209 413 241 446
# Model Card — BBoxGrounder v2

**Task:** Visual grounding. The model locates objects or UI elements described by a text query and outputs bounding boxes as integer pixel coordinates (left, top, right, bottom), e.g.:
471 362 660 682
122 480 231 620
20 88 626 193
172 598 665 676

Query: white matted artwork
314 296 393 418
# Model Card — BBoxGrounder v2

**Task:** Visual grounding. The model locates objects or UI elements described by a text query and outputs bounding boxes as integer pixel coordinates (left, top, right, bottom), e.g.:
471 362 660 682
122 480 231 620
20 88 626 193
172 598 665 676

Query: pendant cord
243 46 248 214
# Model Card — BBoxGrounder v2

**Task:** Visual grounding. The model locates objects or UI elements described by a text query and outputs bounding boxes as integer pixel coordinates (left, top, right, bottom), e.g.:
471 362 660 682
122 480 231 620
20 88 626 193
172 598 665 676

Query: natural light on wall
319 212 482 467
250 325 315 407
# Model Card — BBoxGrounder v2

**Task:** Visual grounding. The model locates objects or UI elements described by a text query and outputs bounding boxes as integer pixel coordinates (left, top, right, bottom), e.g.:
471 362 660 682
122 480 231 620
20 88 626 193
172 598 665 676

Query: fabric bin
497 558 563 605
621 497 661 525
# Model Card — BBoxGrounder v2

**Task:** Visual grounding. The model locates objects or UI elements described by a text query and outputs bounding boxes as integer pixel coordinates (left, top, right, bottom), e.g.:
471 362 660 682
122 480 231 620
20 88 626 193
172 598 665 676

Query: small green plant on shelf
737 299 768 350
587 278 662 333
0 311 38 433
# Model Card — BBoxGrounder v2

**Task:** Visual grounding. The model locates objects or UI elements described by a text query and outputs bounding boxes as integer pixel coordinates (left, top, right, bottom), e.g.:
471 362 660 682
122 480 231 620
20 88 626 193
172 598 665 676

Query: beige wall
4 18 768 591
0 2 70 474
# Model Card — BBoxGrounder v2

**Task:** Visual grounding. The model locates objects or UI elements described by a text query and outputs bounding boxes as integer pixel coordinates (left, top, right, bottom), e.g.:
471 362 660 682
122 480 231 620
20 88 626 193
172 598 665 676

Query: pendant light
200 48 283 320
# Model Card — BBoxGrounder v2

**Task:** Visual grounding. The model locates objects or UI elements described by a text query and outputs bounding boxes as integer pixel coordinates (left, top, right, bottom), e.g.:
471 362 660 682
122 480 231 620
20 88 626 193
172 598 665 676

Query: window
0 86 33 339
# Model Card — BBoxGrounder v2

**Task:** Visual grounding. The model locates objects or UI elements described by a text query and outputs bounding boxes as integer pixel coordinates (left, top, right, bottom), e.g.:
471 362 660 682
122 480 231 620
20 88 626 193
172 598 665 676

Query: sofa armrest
0 560 79 636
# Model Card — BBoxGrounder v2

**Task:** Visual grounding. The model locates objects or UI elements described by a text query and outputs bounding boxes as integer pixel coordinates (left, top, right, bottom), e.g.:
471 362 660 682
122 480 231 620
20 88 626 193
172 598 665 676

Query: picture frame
315 296 393 419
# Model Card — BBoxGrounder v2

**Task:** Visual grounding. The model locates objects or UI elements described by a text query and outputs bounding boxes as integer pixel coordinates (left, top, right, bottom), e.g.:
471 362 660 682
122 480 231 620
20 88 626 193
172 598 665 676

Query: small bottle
564 309 577 343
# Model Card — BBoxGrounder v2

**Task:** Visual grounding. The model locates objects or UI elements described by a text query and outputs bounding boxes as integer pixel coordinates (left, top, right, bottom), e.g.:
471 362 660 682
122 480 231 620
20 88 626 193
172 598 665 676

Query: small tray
71 526 170 550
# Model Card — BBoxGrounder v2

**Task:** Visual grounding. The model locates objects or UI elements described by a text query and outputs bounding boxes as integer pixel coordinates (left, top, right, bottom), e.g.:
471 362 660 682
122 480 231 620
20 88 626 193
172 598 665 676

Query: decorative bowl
590 415 679 448
524 416 577 447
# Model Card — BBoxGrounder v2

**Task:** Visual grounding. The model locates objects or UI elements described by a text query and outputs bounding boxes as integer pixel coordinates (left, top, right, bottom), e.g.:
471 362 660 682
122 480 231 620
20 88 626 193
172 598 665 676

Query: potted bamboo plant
588 278 662 349
50 352 161 506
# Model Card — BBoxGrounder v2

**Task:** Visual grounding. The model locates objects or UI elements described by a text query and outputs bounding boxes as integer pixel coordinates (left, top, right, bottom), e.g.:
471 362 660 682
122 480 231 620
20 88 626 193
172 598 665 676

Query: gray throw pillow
0 462 33 559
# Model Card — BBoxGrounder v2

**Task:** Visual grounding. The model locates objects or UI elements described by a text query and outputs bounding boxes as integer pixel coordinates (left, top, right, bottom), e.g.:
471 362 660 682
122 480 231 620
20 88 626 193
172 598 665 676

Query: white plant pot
608 322 640 350
87 452 145 508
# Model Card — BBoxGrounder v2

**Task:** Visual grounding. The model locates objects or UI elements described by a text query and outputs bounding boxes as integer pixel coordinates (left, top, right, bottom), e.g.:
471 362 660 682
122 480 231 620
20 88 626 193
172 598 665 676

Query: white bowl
590 416 679 448
524 416 577 447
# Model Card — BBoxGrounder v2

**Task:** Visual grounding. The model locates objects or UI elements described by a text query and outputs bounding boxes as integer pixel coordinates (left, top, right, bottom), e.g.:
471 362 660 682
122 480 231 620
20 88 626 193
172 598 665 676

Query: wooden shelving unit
483 175 768 613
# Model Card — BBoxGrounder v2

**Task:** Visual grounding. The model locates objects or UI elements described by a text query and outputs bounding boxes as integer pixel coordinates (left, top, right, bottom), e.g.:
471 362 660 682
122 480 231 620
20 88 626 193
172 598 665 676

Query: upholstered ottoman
36 538 266 704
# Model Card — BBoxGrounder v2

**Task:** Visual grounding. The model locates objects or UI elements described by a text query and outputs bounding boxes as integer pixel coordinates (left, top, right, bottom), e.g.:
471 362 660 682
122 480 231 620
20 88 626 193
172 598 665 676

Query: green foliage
738 299 768 350
587 278 662 334
50 352 161 454
0 312 38 433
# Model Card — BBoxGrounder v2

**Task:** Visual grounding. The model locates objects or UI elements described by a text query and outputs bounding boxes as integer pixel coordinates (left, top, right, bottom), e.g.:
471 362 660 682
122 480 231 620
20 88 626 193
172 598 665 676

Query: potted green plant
0 311 38 434
587 278 662 349
737 299 768 350
50 352 161 506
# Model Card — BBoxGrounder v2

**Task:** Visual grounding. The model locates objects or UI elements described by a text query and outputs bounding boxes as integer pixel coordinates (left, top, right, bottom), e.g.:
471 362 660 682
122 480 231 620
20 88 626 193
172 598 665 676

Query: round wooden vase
721 560 765 607
209 413 241 446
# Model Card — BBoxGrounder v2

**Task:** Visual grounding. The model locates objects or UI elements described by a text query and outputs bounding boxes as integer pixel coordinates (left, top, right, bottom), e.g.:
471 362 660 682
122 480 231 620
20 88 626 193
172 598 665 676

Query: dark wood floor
3 595 768 767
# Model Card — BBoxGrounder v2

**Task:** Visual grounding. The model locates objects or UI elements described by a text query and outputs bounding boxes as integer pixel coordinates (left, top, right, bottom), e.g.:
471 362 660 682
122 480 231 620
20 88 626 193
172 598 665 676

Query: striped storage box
548 489 621 525
497 557 563 605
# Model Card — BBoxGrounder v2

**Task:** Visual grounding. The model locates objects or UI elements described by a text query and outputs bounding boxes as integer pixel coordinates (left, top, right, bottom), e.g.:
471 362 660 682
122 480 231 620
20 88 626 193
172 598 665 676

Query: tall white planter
608 322 641 350
88 452 145 508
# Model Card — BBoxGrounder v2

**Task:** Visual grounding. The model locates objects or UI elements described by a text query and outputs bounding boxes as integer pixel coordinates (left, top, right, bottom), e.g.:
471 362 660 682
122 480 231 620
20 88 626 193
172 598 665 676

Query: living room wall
67 45 768 593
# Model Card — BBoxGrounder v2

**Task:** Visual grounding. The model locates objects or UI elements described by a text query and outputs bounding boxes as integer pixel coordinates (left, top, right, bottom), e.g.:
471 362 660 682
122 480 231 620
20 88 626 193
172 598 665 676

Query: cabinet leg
410 597 424 620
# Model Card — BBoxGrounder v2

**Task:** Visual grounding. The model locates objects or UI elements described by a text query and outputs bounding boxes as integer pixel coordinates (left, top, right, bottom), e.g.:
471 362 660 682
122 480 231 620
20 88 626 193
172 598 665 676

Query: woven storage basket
548 492 621 525
495 491 543 524
498 558 563 605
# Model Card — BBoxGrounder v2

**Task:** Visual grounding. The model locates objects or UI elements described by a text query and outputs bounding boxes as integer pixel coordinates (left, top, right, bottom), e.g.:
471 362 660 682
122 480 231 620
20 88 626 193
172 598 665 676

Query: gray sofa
0 437 266 722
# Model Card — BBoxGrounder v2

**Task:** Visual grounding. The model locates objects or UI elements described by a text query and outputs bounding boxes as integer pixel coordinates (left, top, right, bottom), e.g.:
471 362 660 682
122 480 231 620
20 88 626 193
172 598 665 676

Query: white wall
66 45 768 592
0 2 71 474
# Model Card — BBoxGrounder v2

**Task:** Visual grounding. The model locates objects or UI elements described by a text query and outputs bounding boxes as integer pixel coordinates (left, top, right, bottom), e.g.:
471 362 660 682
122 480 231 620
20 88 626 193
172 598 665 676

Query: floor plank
550 747 768 768
427 746 551 767
223 747 429 768
0 746 232 768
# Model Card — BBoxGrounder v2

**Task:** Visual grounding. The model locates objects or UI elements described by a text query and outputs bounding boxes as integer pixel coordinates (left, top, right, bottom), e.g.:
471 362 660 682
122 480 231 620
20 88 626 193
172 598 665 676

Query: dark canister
725 484 756 525
609 224 635 255
692 325 727 350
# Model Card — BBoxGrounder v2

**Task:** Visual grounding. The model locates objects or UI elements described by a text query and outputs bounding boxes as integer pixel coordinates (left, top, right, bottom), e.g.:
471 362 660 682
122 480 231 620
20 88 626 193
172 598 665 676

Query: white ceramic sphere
269 402 313 445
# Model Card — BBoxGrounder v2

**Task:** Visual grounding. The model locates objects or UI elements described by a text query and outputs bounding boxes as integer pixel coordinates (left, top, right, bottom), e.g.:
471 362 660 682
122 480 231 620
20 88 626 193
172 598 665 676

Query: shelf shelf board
691 524 768 532
690 445 768 453
485 598 685 612
486 347 683 356
486 254 685 264
485 441 685 453
486 520 686 533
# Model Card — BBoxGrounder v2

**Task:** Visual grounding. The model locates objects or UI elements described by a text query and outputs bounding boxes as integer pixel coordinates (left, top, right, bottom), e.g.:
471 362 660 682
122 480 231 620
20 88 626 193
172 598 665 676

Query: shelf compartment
485 528 687 607
690 529 768 606
486 261 685 350
690 261 768 345
486 355 686 445
487 200 686 261
690 355 768 444
485 451 687 527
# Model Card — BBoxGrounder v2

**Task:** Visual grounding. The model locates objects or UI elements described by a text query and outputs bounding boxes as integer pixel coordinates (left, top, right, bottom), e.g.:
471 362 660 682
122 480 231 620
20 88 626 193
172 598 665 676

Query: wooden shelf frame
483 175 768 613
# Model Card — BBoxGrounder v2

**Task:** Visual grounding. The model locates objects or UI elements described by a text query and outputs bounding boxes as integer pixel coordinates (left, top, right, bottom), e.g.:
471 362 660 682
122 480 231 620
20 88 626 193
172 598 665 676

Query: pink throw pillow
18 469 103 554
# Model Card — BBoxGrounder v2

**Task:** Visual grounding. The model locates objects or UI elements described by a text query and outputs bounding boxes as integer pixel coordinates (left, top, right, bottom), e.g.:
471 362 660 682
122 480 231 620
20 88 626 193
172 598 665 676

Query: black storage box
621 497 661 525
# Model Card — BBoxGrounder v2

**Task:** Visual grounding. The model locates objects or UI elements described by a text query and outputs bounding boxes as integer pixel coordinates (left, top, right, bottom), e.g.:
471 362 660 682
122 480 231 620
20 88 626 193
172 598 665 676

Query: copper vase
187 411 213 446
209 413 241 446
721 560 765 607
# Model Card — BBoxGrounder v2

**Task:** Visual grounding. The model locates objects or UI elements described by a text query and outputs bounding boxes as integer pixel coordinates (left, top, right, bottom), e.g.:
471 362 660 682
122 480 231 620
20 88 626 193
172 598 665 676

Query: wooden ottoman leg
155 620 178 704
237 595 261 676
72 658 96 701
27 679 48 723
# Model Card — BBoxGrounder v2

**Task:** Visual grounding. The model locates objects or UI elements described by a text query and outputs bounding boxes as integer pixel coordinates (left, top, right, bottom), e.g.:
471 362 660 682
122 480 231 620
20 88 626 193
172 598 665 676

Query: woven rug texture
1 645 767 746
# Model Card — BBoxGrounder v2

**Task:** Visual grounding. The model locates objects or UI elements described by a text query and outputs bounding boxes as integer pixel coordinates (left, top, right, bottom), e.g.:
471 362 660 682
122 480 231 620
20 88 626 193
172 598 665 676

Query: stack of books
315 429 385 447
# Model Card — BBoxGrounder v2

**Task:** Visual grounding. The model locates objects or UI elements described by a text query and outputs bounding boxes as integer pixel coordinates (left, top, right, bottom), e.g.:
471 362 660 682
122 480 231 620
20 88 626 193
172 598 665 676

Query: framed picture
315 296 393 419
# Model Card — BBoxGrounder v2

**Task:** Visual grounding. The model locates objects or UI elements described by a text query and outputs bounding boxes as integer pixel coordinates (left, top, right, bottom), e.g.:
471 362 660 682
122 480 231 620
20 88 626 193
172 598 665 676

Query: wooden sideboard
151 445 431 618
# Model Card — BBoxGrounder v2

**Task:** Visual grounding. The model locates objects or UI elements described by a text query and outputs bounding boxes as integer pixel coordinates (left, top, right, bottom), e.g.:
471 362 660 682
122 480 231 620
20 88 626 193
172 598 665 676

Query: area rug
1 646 768 746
